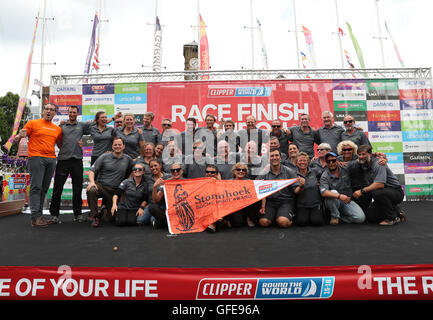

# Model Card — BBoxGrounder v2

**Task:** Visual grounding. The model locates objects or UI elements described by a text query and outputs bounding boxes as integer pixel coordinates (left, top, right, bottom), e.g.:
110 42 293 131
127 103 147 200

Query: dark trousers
115 208 138 226
86 182 116 220
226 201 260 227
296 205 324 226
148 203 167 226
366 187 404 223
49 158 83 217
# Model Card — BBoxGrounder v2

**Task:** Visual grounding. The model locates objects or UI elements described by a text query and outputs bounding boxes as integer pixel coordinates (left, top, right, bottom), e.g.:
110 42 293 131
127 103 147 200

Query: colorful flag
302 25 317 68
153 16 162 72
4 11 40 151
199 14 210 80
346 21 366 69
256 18 268 70
163 178 298 234
385 21 405 68
84 12 99 75
92 36 100 71
300 51 311 78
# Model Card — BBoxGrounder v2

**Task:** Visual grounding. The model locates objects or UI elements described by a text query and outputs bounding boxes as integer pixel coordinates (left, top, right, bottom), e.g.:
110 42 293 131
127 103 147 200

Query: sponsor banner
207 86 272 98
82 146 93 158
398 79 432 90
368 121 401 132
402 141 433 153
402 131 433 142
334 111 368 122
371 142 403 153
50 84 83 95
47 188 73 200
404 163 433 174
401 120 433 132
333 90 366 101
366 79 399 100
53 105 82 116
50 95 82 106
368 131 402 143
399 88 433 100
404 173 433 186
1 264 433 300
83 84 114 95
114 104 147 114
385 153 403 164
405 184 433 197
1 174 30 202
400 99 433 110
401 109 433 121
332 79 366 91
403 152 433 164
333 100 367 112
388 163 405 175
114 93 147 105
367 100 400 111
367 110 400 122
115 83 147 94
82 104 115 116
82 94 115 105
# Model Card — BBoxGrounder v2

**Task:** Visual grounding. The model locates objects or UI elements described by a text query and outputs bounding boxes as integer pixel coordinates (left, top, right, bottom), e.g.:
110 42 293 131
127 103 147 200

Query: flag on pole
152 16 162 72
302 25 317 68
84 12 99 75
300 51 311 78
4 11 40 151
346 21 366 69
384 21 405 68
199 14 210 80
256 18 268 70
92 36 100 71
163 178 298 234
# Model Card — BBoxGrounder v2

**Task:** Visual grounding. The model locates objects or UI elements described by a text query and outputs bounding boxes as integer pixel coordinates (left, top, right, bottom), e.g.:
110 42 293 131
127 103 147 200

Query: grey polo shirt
309 158 327 177
141 126 161 145
91 152 133 188
256 164 299 202
89 125 115 157
113 127 144 159
341 129 371 147
317 124 344 153
117 177 148 210
183 154 212 178
295 167 322 208
57 121 92 160
287 126 319 158
145 173 171 203
360 157 401 189
237 128 270 156
319 166 353 197
213 152 240 180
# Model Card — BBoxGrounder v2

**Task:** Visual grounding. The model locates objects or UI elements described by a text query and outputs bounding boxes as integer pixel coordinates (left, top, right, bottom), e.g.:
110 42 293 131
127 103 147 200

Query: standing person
86 137 133 227
341 114 371 147
217 119 239 152
141 112 161 146
49 105 92 223
316 111 344 154
270 119 290 155
180 117 198 156
111 162 148 226
352 144 405 226
319 152 365 225
294 152 324 226
197 114 218 157
161 140 184 173
285 113 319 159
89 111 115 166
257 148 300 228
160 118 178 146
237 115 269 156
113 113 145 160
15 103 62 227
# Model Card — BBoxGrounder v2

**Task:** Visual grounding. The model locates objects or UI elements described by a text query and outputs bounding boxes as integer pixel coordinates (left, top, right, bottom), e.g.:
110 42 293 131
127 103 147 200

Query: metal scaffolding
50 67 432 85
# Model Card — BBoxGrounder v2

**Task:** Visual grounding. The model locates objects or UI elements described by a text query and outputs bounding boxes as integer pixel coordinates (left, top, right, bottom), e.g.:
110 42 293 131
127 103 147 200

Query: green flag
346 22 365 69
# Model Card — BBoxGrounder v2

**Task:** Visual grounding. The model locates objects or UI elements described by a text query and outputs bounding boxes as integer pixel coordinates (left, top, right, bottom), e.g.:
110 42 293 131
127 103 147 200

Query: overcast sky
1 0 432 103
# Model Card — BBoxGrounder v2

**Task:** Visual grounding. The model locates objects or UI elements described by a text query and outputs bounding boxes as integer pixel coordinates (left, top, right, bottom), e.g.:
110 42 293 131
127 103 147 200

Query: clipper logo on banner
196 277 334 300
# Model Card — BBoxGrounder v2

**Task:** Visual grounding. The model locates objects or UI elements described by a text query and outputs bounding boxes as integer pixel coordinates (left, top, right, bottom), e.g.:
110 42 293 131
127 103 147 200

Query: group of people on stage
15 103 405 230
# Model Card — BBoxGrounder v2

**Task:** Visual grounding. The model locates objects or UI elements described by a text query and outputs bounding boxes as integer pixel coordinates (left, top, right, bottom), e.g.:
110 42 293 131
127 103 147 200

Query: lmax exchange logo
196 277 334 300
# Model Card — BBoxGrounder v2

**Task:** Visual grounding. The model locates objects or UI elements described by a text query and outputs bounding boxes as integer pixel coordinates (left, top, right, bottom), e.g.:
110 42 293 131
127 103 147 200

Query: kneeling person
257 148 300 228
319 152 365 225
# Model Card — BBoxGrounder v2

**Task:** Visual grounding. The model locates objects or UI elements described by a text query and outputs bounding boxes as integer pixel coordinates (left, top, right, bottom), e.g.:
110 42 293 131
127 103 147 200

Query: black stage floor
1 201 433 269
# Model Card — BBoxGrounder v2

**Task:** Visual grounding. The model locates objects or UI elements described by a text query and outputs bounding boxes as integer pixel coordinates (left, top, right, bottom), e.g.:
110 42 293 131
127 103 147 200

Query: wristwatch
361 189 366 195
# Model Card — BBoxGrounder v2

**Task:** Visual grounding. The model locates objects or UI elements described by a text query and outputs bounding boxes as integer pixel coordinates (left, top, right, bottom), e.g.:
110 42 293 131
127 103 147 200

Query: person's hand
77 140 83 148
111 203 118 216
136 207 145 217
339 194 351 204
86 182 98 192
297 176 305 187
284 128 291 135
18 129 27 138
259 207 266 215
154 178 164 188
352 190 362 199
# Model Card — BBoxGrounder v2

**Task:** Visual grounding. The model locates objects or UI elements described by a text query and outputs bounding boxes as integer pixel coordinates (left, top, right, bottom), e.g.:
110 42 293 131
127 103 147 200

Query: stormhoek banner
48 78 433 202
1 264 433 300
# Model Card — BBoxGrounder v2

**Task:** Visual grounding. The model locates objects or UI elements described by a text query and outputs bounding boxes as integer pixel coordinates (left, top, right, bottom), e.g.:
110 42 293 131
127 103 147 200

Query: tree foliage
0 92 31 155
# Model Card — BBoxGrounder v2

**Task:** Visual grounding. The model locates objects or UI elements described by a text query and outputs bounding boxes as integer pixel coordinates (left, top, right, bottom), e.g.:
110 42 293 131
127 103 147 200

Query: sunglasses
344 120 354 124
342 148 353 152
318 148 329 151
132 167 144 171
326 159 337 164
206 170 217 174
236 168 247 172
115 121 123 124
170 168 182 173
272 125 281 128
162 123 172 127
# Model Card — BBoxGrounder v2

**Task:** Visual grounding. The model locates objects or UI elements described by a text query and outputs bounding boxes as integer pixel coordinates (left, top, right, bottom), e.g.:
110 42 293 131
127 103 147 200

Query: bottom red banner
0 264 433 300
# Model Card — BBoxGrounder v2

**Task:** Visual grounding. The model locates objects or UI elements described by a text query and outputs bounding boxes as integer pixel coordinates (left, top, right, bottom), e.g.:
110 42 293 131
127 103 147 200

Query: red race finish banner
1 264 433 300
147 80 333 131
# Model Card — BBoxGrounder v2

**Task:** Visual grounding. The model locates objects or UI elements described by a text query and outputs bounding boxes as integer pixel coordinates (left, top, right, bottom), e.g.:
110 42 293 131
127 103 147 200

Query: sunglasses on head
236 168 247 172
344 120 354 124
206 170 217 174
326 159 337 164
342 148 353 152
170 168 182 173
